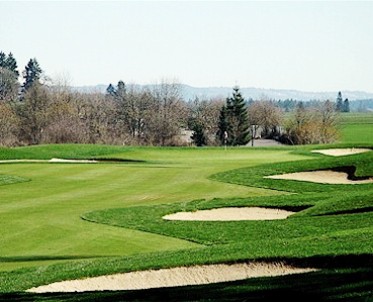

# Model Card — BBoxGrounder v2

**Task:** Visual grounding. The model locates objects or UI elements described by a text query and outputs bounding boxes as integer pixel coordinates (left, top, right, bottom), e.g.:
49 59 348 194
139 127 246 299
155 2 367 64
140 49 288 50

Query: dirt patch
312 148 371 156
26 262 316 293
163 207 294 221
266 170 373 184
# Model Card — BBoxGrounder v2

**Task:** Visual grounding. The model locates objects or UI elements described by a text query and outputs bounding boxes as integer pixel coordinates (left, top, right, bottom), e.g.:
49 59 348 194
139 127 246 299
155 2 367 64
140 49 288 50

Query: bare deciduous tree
248 100 283 140
283 101 339 145
0 102 20 146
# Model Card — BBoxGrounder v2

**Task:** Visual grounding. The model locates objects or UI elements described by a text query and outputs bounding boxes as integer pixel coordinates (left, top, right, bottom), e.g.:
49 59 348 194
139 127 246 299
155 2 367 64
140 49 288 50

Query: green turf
338 112 373 144
1 142 373 300
0 145 306 274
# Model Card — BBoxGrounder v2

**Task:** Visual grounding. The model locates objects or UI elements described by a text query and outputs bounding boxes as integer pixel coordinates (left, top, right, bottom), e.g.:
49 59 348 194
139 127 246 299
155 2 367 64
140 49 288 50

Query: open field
0 138 373 300
339 112 373 144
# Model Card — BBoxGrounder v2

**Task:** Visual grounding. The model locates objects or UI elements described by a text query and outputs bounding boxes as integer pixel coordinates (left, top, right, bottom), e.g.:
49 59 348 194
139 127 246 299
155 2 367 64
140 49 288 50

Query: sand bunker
0 159 46 163
312 148 371 156
27 262 316 293
49 158 97 163
0 158 97 164
163 207 294 221
266 170 373 184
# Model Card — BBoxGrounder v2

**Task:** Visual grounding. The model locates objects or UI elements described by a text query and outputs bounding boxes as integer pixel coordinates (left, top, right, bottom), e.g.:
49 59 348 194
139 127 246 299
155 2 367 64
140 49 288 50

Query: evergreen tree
0 52 6 67
0 52 19 101
343 98 350 112
217 87 250 146
106 83 116 96
22 58 42 91
190 123 207 147
336 91 343 112
217 105 229 145
5 52 19 77
226 86 250 145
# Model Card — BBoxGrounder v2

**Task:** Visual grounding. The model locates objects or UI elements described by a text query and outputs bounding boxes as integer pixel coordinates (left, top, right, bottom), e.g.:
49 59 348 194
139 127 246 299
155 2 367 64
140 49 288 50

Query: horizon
2 2 373 92
74 82 373 94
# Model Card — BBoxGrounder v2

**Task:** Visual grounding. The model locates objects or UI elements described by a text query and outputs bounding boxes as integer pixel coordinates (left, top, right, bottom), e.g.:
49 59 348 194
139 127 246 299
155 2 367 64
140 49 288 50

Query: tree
336 91 343 112
0 52 6 67
343 98 350 113
0 102 20 146
0 67 19 101
0 52 19 101
22 58 42 92
222 86 250 146
190 123 207 146
146 82 186 146
217 105 229 145
248 100 283 142
282 100 339 145
17 82 50 144
188 97 222 146
5 52 19 77
106 83 116 96
318 100 339 143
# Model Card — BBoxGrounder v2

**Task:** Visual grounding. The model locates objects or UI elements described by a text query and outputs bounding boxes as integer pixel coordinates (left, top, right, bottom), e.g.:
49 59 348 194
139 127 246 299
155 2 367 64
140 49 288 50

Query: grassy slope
0 145 306 273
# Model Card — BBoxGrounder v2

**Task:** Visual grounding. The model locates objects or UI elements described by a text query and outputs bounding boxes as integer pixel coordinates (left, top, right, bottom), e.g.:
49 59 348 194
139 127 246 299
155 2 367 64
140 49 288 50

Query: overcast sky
1 1 373 92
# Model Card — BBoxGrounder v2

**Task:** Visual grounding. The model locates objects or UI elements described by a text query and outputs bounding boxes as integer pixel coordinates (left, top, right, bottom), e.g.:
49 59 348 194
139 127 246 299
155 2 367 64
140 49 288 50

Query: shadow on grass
2 255 373 301
2 268 372 301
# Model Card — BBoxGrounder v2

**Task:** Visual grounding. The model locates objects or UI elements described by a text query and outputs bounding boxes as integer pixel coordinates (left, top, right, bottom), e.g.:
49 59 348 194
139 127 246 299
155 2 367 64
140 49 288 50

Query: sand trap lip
163 207 294 221
0 158 97 164
312 148 371 156
26 262 317 293
265 170 373 184
49 158 98 163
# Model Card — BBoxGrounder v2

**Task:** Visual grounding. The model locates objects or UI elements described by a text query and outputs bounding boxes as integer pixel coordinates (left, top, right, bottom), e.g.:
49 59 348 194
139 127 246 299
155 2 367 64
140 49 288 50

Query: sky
1 1 373 92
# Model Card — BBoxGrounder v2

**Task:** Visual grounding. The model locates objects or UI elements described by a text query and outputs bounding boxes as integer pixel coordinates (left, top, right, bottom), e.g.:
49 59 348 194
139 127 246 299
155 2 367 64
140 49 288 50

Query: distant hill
72 84 373 102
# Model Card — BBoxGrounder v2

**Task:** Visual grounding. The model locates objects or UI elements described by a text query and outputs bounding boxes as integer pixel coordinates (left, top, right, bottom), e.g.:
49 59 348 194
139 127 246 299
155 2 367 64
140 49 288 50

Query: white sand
311 148 371 156
0 158 97 164
0 159 46 163
27 262 316 293
49 158 97 163
266 170 373 184
163 207 294 221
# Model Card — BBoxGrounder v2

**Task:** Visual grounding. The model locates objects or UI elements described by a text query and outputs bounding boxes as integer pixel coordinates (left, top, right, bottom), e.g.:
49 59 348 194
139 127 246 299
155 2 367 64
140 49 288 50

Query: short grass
338 112 373 144
0 145 306 273
1 142 373 300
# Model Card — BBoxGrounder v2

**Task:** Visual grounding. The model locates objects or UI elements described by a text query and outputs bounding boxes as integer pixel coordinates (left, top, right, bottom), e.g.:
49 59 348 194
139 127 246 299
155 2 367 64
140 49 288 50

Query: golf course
0 114 373 301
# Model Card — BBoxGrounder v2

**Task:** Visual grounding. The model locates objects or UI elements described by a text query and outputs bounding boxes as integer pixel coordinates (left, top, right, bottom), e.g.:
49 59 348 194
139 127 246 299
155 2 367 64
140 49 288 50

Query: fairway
1 144 373 300
0 146 307 272
339 112 373 144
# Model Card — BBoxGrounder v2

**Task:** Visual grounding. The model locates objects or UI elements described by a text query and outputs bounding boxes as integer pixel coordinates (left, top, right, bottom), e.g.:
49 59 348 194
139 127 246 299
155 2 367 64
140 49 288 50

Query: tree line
0 51 344 147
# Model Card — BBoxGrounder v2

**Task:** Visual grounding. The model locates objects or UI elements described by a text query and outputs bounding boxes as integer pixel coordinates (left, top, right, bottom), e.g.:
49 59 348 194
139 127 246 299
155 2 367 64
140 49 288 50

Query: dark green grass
211 151 373 193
